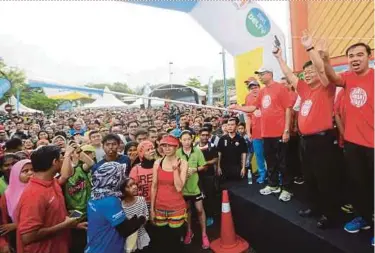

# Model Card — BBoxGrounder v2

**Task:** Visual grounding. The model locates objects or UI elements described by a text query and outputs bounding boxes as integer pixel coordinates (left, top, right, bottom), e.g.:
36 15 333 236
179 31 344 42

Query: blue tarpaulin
0 78 11 98
27 80 104 96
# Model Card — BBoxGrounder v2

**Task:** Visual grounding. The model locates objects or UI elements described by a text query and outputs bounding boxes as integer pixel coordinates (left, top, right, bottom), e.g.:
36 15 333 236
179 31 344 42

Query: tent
0 96 43 114
84 87 128 109
128 97 164 108
148 84 206 105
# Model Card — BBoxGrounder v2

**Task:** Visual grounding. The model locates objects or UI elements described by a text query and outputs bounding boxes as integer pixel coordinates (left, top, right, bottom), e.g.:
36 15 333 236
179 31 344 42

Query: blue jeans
253 139 267 179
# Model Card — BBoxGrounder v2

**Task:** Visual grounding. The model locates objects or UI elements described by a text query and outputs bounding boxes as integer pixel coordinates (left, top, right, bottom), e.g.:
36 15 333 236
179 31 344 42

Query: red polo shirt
297 80 335 135
16 178 70 253
255 82 293 138
340 68 374 148
245 93 262 139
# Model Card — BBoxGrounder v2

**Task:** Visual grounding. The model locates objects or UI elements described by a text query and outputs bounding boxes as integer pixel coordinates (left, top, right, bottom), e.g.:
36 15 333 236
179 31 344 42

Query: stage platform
227 181 373 253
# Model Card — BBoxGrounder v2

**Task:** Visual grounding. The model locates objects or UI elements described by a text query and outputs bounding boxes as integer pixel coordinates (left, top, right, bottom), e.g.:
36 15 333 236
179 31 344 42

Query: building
290 0 374 72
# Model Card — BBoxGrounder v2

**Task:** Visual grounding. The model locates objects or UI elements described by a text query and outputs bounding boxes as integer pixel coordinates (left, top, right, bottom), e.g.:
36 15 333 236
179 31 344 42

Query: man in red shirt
273 31 340 229
230 67 293 202
243 78 266 183
16 145 82 253
321 41 374 239
280 77 302 185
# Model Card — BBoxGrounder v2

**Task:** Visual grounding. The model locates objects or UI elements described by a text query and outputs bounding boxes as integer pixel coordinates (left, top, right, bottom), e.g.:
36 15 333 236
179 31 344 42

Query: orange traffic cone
210 190 249 253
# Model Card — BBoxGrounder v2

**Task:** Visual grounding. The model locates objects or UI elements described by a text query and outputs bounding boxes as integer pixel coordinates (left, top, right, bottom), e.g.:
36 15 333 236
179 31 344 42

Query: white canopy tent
128 97 165 108
84 87 128 109
0 96 43 114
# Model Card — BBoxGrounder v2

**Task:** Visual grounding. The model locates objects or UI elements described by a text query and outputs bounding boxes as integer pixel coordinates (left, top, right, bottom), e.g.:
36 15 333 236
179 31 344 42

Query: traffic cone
210 190 249 253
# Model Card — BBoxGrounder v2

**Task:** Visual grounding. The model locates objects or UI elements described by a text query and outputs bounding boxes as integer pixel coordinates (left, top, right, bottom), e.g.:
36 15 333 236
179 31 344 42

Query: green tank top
63 163 92 214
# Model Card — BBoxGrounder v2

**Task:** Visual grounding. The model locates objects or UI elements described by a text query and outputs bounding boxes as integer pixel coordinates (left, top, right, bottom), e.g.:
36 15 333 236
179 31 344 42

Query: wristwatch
284 129 290 134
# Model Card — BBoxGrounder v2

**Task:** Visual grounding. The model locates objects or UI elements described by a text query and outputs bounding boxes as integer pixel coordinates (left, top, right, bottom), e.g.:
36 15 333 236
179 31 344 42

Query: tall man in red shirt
320 41 374 239
274 31 340 229
16 145 82 253
230 67 293 202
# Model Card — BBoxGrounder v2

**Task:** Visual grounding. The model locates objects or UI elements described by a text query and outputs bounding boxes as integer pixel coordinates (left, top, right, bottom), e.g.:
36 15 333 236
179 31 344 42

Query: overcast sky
0 1 289 90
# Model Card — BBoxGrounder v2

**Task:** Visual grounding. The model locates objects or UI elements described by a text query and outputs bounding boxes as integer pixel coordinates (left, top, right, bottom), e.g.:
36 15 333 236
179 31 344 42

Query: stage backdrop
127 0 286 105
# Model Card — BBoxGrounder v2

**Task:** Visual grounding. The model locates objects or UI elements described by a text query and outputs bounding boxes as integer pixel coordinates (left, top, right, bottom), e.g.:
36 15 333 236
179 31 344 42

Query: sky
0 1 289 91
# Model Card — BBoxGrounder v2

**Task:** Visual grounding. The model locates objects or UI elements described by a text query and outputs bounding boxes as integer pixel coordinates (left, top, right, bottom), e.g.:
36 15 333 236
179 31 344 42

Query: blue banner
127 1 197 13
27 80 104 96
0 78 11 98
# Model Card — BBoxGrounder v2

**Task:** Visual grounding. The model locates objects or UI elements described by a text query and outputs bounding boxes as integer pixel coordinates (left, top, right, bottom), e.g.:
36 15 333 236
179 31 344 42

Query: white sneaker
279 190 293 202
259 186 281 195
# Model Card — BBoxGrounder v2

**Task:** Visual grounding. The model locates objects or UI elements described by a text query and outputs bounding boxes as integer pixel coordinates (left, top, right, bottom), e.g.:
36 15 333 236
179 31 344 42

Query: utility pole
168 62 173 84
219 48 228 107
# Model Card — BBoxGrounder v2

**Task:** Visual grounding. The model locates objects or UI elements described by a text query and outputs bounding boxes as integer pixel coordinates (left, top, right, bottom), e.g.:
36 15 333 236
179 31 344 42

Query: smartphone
69 210 83 219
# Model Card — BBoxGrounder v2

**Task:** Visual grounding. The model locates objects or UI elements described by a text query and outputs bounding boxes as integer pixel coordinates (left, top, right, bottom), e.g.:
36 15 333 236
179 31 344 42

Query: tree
20 91 61 114
212 78 235 93
0 60 27 102
0 59 61 113
185 77 202 89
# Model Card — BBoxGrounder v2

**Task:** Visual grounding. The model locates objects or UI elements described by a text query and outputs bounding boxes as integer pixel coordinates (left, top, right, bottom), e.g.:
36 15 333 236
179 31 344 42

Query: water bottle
248 170 253 185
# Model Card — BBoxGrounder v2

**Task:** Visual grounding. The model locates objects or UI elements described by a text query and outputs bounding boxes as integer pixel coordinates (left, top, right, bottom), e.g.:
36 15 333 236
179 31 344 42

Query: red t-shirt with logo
340 68 374 148
334 88 345 148
255 82 293 138
129 165 153 206
296 80 335 135
16 178 70 253
245 93 262 139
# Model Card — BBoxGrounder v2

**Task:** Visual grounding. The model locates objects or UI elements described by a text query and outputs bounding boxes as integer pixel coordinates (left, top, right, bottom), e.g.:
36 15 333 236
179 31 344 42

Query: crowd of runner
0 32 373 253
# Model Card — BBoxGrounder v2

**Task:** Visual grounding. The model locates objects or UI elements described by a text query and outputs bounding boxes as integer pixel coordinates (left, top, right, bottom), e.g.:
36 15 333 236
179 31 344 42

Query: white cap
254 67 273 74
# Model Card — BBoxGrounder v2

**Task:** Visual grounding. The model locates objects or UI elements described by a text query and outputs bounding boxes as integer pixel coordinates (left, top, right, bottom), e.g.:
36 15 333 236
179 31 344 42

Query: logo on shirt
254 109 261 117
301 99 313 117
350 87 367 108
112 210 125 221
262 95 271 109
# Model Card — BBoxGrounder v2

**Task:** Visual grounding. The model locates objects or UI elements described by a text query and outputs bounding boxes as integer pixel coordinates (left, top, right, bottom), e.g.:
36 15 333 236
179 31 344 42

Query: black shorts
184 193 204 203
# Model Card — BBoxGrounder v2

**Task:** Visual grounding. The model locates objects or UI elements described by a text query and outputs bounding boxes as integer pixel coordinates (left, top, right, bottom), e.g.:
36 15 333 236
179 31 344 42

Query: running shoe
344 217 371 233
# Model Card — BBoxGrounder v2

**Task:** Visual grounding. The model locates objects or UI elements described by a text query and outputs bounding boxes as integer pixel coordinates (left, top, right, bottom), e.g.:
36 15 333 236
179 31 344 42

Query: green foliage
20 91 61 114
0 60 27 102
212 78 235 93
185 77 202 89
0 59 60 113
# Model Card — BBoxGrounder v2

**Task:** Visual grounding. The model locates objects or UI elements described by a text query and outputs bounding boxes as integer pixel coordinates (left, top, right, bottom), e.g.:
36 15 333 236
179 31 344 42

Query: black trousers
263 137 290 190
300 133 340 218
199 174 217 217
287 135 302 178
70 229 87 253
344 141 374 223
150 224 186 253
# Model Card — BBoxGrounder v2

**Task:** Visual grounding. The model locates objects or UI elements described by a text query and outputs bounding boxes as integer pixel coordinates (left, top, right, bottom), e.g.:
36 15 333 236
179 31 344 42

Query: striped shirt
121 197 150 251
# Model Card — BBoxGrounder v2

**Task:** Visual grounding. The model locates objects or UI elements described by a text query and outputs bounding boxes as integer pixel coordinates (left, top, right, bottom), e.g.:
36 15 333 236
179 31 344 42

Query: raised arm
301 30 330 86
173 159 188 192
273 47 299 89
316 39 344 86
228 104 257 113
150 160 159 216
58 144 75 185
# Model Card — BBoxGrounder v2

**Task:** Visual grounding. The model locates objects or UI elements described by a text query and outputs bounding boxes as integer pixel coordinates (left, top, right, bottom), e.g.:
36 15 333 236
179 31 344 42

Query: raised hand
301 29 313 49
316 38 329 60
272 46 282 58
